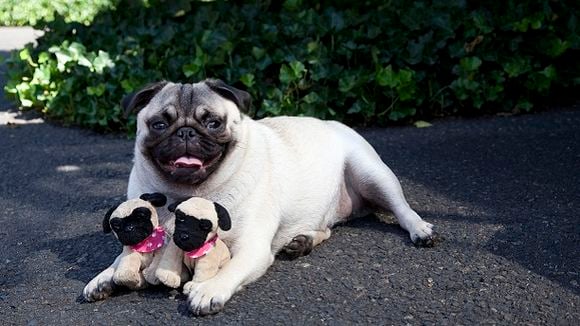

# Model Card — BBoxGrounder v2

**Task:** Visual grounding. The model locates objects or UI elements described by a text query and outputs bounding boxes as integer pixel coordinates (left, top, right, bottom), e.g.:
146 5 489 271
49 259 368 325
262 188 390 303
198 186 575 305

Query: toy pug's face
169 197 231 252
107 206 155 246
173 210 215 252
102 193 167 246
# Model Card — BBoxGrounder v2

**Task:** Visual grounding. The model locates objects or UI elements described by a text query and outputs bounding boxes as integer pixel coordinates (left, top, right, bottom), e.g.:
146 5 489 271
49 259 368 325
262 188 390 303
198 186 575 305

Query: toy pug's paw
278 235 314 260
186 278 233 315
409 221 442 247
113 269 145 290
155 268 181 288
142 266 160 285
83 269 116 302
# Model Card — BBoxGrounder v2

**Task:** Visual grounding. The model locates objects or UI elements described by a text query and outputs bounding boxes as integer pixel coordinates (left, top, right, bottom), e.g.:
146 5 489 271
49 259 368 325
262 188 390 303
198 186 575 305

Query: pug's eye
205 120 221 130
152 121 168 130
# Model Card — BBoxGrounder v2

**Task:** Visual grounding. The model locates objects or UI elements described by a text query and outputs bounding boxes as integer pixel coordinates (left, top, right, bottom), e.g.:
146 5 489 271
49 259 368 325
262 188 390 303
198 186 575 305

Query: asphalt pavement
0 28 578 325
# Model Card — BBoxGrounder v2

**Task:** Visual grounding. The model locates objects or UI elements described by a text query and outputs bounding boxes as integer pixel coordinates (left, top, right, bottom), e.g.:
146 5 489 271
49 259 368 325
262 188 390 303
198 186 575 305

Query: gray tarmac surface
0 28 579 325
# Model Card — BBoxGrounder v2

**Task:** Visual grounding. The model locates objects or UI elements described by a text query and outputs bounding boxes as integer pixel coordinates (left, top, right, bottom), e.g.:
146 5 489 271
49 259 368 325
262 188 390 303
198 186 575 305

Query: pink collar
130 226 167 253
185 235 218 259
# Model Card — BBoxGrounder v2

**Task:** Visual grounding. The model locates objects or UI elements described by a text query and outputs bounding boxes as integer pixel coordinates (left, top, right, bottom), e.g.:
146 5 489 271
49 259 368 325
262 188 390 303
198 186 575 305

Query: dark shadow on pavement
361 110 580 294
42 231 120 284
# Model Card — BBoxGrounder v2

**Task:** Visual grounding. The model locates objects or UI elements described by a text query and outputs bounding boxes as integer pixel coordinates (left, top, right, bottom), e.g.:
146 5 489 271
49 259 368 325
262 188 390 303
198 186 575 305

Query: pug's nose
176 127 197 141
179 233 190 241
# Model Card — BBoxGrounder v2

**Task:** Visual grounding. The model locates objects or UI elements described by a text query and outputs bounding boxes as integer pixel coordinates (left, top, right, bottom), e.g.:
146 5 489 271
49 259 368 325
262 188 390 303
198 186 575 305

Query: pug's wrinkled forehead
137 81 244 132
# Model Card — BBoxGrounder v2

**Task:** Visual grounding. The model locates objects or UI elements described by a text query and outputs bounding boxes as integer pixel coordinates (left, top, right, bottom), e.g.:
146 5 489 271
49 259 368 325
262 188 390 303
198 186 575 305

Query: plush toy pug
100 192 168 290
168 197 231 292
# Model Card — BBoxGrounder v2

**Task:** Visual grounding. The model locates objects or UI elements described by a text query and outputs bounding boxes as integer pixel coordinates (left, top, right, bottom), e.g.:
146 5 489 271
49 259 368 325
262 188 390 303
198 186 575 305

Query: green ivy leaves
0 0 115 26
48 42 114 74
5 41 117 128
280 61 306 85
3 0 579 134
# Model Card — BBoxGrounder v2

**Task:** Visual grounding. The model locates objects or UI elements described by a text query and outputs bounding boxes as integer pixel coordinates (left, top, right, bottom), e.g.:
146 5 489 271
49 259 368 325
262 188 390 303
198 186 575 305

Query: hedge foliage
4 0 579 133
0 0 114 26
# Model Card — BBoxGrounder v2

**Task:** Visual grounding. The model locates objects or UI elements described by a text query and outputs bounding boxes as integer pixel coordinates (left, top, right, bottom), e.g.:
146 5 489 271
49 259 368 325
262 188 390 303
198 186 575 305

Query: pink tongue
174 156 203 168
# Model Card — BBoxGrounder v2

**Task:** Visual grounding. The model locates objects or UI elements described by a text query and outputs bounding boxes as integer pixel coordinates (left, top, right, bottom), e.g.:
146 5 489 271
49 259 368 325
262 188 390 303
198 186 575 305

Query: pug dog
85 78 439 314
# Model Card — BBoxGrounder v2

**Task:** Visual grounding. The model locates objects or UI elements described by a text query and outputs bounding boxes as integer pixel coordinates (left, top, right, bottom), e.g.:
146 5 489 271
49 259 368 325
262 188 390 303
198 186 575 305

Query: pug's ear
139 193 167 207
205 78 251 113
102 206 117 234
122 81 168 118
214 202 231 231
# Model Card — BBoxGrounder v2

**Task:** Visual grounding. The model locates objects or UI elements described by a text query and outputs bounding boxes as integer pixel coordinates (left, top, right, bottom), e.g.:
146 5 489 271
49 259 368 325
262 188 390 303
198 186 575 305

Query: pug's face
123 79 251 185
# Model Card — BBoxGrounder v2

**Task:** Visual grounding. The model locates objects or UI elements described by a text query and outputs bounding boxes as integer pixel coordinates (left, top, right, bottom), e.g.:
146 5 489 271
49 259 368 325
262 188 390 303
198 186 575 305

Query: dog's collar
185 235 218 259
130 226 167 253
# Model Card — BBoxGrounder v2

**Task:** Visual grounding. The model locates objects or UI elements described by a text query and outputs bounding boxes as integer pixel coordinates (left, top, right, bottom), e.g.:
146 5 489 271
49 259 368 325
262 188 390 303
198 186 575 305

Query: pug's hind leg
346 146 440 247
278 228 331 260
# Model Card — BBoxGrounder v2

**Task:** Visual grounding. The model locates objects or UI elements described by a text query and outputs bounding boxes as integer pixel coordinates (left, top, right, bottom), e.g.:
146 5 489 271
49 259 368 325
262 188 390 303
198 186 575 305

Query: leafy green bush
4 0 579 133
0 0 115 26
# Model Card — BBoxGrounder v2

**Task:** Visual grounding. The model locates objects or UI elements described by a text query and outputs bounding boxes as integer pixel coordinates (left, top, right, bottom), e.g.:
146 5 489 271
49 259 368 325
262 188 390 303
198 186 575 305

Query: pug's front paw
182 280 199 295
186 277 233 315
83 269 116 302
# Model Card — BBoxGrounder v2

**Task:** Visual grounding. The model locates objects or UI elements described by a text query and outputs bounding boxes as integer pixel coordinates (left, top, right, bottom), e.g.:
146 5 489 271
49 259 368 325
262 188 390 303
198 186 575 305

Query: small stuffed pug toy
98 193 167 291
168 197 231 292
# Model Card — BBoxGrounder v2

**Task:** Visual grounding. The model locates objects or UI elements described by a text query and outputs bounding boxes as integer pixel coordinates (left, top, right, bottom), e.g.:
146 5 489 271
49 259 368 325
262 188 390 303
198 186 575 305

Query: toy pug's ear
168 197 192 212
205 78 252 113
139 193 167 207
122 81 168 118
167 200 184 213
214 202 231 231
102 206 117 234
